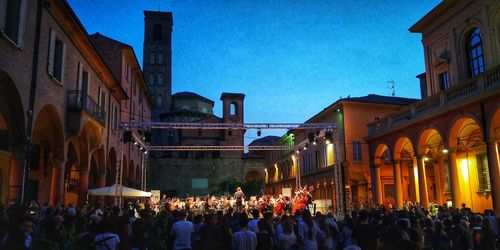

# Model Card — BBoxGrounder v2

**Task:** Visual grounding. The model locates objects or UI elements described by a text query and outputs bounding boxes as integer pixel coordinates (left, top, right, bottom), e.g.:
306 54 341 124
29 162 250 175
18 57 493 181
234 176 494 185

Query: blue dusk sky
67 0 441 144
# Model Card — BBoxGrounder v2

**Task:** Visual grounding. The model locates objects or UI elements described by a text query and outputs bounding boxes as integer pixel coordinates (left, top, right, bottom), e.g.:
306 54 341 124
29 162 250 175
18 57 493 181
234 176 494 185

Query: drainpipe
22 0 44 203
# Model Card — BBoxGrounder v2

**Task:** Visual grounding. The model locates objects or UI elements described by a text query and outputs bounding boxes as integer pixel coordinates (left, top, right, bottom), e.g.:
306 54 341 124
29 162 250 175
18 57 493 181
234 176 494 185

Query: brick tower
143 11 173 145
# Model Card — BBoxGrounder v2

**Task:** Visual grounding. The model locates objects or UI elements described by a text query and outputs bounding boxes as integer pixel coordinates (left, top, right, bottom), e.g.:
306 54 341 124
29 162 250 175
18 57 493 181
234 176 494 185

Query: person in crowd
170 209 194 250
232 212 257 250
352 209 378 250
94 218 121 250
277 220 297 250
256 219 273 250
1 215 34 249
298 209 321 250
234 187 245 213
249 209 261 233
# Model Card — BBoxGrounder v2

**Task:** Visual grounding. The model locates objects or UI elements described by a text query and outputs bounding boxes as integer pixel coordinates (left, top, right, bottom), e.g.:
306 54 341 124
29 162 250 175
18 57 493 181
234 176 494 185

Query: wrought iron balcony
367 65 500 138
67 90 106 125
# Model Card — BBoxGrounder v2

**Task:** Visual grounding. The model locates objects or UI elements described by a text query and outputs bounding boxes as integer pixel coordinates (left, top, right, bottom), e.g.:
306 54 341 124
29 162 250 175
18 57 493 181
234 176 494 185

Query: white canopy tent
88 184 151 197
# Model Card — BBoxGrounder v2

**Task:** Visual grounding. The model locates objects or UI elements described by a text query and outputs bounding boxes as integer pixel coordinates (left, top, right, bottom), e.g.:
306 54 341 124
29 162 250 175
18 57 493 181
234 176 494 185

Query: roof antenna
388 80 395 96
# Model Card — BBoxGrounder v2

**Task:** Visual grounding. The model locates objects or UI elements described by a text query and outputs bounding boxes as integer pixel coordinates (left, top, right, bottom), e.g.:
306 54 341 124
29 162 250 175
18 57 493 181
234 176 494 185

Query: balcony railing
368 65 500 138
67 90 106 125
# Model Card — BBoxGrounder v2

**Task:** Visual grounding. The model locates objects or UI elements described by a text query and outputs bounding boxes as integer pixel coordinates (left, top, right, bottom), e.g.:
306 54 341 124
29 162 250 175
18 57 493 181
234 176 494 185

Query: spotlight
139 147 144 151
325 131 333 142
308 132 315 143
296 150 300 154
123 131 133 143
325 140 330 144
303 143 308 151
143 131 152 143
257 130 262 137
134 141 138 146
442 148 449 154
336 108 341 112
144 151 148 155
424 156 429 161
313 141 317 145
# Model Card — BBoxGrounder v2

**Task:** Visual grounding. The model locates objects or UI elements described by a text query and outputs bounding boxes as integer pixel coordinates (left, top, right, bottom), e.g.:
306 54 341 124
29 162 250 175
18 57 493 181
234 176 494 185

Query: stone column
434 158 444 206
96 174 106 207
393 160 403 208
370 163 383 206
486 141 500 216
49 155 65 205
8 145 25 203
447 149 461 208
416 155 429 210
7 145 28 203
78 169 89 207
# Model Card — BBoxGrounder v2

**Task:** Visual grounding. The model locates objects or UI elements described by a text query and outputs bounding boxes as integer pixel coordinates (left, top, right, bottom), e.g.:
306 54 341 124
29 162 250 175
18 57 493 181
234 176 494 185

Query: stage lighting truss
120 121 337 152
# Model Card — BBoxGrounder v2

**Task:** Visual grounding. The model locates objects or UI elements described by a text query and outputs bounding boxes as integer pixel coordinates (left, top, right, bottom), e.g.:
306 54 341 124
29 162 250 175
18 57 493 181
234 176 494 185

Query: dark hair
252 209 260 219
358 209 369 222
238 212 249 228
258 219 270 231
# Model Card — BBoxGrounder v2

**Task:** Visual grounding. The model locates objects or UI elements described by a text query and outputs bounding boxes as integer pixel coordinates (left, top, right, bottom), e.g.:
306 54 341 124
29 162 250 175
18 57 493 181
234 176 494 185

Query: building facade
264 95 418 214
366 0 500 214
0 0 150 206
148 92 270 196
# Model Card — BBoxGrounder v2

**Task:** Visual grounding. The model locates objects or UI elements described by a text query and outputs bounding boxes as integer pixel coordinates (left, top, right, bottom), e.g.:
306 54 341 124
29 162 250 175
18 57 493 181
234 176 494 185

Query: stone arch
31 105 65 203
374 143 391 165
448 115 484 150
417 128 445 158
244 170 262 182
393 136 415 160
488 106 500 140
0 70 25 203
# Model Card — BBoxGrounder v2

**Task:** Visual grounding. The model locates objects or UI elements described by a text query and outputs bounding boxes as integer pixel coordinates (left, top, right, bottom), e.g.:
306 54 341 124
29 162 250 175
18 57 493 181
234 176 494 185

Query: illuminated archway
394 136 419 203
417 128 447 205
448 116 491 212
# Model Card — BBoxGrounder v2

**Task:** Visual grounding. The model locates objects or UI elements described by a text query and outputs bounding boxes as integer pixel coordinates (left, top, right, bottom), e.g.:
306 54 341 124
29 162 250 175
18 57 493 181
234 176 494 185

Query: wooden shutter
0 0 6 32
47 28 56 75
60 42 66 84
77 62 83 91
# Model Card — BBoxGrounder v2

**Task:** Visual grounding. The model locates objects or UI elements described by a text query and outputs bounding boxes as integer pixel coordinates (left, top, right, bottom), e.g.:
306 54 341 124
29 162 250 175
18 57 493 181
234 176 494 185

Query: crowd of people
0 189 500 250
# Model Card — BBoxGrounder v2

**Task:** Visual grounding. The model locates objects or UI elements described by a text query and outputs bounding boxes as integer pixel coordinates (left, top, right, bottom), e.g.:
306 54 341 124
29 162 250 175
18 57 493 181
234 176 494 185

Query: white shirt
170 220 194 250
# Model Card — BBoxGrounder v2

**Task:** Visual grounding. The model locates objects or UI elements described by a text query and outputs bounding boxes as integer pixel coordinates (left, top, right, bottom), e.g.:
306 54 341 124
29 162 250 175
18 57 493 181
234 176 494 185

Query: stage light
134 141 138 145
442 148 449 154
296 150 300 154
123 131 133 143
308 132 315 143
257 130 262 137
144 151 148 155
143 131 152 143
325 131 333 143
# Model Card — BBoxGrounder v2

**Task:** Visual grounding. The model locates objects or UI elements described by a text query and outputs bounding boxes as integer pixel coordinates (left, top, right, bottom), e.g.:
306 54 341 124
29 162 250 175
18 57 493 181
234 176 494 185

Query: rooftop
173 91 214 105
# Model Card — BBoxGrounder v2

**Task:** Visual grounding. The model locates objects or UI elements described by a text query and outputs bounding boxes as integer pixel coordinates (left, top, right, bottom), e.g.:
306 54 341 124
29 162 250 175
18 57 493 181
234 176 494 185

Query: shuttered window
476 154 491 192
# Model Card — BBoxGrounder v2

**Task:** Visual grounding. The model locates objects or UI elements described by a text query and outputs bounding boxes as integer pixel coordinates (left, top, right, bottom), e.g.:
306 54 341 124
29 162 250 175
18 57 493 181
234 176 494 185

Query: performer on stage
234 187 245 213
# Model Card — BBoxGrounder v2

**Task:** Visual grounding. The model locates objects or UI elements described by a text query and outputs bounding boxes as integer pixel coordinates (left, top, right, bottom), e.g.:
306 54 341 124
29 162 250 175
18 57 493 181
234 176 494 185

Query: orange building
366 0 500 214
0 0 151 206
264 95 418 214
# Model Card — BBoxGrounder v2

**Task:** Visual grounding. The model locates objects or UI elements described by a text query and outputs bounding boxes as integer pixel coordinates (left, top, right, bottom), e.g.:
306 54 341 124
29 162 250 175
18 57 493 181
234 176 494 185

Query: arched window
153 24 162 41
230 102 237 116
466 28 485 77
